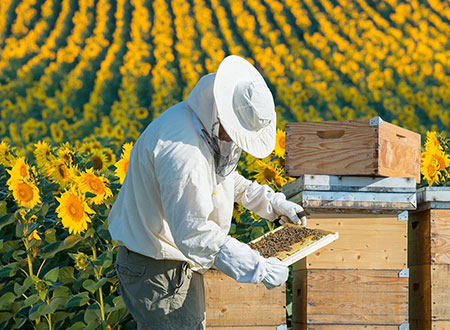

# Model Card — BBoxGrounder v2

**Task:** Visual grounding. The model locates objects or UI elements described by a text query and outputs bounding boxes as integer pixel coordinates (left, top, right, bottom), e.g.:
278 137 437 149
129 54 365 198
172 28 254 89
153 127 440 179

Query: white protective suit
108 73 293 285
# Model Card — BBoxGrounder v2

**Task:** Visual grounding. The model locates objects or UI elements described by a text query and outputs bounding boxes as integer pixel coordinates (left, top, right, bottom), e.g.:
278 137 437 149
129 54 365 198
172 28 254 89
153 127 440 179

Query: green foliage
0 160 134 329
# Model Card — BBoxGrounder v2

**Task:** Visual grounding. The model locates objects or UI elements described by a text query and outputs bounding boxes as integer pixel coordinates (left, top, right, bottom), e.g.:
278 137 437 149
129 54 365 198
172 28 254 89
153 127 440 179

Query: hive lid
248 224 339 266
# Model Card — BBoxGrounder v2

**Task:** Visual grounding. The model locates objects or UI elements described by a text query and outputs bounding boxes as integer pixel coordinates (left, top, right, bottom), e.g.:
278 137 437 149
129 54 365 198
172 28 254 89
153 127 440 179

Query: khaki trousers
116 246 206 329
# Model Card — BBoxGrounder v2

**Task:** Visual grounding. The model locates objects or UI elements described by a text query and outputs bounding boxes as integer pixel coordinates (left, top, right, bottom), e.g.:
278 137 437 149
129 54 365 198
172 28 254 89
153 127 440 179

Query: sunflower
102 147 117 168
114 142 133 184
79 141 96 155
6 157 30 186
77 168 113 205
34 141 55 169
46 159 72 188
56 187 95 235
62 106 74 118
252 160 287 188
9 179 41 209
112 125 125 141
57 142 74 164
135 107 149 120
430 151 450 172
274 129 286 158
0 141 15 167
421 154 442 186
232 203 246 223
88 149 108 171
50 123 64 142
424 131 442 152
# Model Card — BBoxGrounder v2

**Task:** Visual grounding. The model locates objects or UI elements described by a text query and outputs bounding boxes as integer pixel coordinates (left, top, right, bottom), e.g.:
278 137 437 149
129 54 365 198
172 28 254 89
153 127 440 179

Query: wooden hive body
204 270 286 329
285 117 421 182
284 175 413 329
409 188 450 330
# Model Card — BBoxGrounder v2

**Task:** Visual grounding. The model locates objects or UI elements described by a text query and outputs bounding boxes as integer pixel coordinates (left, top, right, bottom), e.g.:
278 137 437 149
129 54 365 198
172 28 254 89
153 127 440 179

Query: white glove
214 236 288 289
272 194 307 226
262 257 289 290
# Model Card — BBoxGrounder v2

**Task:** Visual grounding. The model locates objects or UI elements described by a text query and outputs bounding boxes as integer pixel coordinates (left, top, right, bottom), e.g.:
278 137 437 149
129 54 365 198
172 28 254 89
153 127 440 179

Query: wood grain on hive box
292 268 408 326
409 209 450 266
204 270 285 328
285 117 421 181
293 213 407 270
410 265 450 327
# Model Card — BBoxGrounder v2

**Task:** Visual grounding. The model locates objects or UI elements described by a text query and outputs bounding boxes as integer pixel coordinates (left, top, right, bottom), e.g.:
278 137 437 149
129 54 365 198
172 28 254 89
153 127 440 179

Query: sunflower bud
75 252 90 271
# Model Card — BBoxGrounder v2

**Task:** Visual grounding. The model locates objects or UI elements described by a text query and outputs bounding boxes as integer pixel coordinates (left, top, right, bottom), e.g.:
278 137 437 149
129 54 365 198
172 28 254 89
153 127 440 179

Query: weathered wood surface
430 210 450 264
431 264 450 321
292 269 408 325
409 211 432 266
285 119 420 181
286 120 377 177
293 213 407 270
293 324 401 330
378 121 421 181
410 264 450 329
410 264 431 328
432 321 450 329
204 270 285 327
409 210 450 265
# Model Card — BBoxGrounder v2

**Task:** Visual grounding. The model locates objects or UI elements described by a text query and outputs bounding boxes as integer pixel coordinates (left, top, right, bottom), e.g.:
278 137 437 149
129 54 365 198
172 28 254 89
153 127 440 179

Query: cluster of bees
248 226 324 258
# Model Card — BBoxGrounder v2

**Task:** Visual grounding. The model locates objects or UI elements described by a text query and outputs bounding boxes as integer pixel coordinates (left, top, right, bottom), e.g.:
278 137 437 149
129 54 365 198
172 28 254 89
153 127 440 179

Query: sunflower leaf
66 292 90 308
0 262 19 278
43 267 59 283
0 214 15 232
0 201 6 216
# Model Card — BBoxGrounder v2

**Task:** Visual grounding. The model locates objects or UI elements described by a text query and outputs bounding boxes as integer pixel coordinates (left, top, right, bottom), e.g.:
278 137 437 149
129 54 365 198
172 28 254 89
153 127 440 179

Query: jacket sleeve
155 143 228 269
233 171 286 221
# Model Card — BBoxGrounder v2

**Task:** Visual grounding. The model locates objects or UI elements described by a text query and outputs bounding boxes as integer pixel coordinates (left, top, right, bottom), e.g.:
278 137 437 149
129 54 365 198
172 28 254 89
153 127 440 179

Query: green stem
22 238 33 277
44 300 52 330
91 247 106 322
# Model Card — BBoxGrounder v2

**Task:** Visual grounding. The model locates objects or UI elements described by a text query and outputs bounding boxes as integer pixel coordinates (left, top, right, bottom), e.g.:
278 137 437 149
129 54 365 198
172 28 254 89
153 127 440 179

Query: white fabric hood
185 73 217 134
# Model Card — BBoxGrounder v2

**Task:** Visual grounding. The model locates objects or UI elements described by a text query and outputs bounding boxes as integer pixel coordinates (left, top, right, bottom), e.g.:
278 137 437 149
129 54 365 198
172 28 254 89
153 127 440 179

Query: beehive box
285 117 421 182
283 175 413 329
409 188 450 330
204 270 286 329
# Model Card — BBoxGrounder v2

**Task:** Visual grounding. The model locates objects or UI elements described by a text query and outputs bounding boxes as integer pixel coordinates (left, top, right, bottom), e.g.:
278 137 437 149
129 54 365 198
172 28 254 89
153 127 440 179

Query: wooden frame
285 117 421 182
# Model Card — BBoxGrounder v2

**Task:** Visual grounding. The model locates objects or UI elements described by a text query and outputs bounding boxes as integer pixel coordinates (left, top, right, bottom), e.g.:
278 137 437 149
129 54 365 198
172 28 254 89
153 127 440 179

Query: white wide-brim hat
213 55 276 159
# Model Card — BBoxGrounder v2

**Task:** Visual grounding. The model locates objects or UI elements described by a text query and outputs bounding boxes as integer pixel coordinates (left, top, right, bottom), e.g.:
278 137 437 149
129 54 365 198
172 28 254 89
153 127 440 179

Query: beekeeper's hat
213 55 276 159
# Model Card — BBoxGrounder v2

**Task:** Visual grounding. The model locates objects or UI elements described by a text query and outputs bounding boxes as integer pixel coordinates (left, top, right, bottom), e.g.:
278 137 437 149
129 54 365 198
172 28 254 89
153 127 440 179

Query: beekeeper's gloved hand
261 257 289 290
272 193 307 226
214 236 288 289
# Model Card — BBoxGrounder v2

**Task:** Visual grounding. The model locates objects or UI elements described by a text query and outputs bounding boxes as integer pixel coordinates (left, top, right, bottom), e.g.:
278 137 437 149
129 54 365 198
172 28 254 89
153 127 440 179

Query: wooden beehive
204 270 286 329
409 187 450 330
283 175 413 330
285 117 421 182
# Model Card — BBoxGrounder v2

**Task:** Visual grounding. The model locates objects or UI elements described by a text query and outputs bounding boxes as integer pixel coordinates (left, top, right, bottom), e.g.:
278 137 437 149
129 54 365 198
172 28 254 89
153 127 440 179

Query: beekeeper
108 55 307 330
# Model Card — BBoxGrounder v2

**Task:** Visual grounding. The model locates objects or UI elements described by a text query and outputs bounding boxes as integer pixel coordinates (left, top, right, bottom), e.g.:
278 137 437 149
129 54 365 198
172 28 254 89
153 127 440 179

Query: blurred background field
1 0 450 329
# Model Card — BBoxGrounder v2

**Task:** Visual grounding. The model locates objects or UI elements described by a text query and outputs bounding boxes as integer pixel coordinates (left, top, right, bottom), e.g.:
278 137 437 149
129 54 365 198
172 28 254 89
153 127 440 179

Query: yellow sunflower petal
56 187 95 235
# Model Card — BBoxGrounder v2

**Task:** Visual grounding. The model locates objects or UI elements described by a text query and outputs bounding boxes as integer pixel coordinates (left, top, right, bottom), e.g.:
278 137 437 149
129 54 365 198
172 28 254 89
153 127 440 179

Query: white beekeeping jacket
108 73 282 273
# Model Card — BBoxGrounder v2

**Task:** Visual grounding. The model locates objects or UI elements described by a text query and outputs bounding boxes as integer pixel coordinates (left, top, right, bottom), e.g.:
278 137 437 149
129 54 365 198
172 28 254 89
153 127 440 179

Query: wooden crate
296 213 407 270
285 117 421 182
291 213 409 329
409 187 450 330
283 177 412 329
204 270 286 329
292 268 408 328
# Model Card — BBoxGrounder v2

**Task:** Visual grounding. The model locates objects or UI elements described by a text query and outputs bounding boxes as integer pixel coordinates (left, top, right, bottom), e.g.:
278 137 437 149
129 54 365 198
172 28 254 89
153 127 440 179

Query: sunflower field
1 0 450 328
